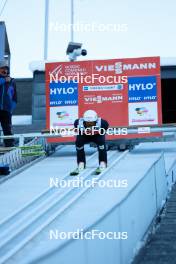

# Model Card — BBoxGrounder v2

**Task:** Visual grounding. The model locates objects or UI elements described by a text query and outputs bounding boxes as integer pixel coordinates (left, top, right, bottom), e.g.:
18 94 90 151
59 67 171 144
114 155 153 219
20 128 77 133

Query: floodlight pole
44 0 49 60
71 0 74 42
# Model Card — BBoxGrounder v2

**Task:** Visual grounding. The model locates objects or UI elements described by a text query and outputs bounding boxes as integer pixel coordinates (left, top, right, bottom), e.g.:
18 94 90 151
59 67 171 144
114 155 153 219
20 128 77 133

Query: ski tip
70 170 79 176
95 171 101 175
94 167 106 175
70 173 79 176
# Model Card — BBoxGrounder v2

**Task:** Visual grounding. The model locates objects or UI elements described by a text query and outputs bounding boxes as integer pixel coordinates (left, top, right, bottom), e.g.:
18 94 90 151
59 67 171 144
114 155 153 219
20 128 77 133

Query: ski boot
70 162 85 176
95 162 107 175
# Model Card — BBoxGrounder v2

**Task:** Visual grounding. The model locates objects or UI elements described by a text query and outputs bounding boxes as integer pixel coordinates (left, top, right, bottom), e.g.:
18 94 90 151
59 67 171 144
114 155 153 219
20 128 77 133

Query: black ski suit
74 118 109 165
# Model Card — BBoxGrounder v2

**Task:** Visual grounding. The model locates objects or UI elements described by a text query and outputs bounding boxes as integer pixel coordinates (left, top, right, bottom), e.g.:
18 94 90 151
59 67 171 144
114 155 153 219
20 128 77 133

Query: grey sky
1 0 176 77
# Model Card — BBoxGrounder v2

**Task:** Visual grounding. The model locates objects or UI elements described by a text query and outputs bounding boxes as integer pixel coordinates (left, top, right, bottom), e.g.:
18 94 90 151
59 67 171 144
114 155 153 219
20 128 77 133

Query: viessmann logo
84 95 123 104
95 62 157 74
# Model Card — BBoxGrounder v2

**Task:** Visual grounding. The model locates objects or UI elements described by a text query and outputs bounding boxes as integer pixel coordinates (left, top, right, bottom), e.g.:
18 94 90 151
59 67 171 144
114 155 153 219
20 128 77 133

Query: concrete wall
13 78 32 115
32 71 46 127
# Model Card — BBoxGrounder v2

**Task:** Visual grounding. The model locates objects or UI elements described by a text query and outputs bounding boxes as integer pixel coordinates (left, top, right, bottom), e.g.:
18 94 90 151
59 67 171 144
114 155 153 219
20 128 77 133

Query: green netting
19 145 45 157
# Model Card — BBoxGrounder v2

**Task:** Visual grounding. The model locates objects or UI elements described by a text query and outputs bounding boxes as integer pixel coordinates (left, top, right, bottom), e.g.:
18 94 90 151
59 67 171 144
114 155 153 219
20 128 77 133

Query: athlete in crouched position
70 110 109 176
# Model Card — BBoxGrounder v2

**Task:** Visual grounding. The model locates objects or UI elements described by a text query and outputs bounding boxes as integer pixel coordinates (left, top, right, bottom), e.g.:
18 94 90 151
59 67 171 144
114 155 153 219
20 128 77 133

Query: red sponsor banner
45 56 162 143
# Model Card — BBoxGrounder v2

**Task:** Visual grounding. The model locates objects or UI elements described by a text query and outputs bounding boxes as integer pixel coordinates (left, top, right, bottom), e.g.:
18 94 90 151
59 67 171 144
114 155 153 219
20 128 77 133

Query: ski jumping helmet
83 110 98 122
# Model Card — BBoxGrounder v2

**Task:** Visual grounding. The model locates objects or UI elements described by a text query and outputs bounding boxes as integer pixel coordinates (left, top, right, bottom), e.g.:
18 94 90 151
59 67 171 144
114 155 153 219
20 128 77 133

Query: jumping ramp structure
0 142 176 264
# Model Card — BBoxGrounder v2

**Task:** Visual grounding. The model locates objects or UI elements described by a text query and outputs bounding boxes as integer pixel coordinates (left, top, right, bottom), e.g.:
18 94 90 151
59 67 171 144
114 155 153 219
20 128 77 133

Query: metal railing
0 137 47 172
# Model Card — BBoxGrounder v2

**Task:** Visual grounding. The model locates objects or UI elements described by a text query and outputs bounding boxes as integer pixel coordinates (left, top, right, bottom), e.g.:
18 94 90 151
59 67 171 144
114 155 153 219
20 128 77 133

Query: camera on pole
66 42 87 61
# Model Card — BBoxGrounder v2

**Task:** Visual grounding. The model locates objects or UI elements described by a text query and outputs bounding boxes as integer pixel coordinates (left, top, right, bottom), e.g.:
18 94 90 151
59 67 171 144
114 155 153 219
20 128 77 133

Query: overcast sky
1 0 176 77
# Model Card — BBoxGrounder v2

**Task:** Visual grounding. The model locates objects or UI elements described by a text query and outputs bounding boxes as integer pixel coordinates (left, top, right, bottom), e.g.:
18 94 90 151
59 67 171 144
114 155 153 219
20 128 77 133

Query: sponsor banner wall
45 57 162 142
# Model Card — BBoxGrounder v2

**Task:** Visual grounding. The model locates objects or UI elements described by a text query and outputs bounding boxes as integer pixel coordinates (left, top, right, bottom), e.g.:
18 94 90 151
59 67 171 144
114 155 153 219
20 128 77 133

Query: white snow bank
12 115 32 125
